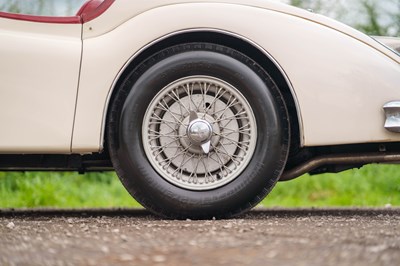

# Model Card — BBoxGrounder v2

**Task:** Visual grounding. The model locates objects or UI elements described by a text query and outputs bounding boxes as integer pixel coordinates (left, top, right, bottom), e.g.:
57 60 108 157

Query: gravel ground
1 208 399 266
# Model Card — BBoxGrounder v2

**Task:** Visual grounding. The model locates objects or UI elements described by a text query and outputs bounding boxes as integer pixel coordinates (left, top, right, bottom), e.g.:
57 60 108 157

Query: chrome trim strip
99 28 304 149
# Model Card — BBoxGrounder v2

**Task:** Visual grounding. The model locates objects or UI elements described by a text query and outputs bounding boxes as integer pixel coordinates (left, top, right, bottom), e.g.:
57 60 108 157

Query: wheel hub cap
187 119 212 144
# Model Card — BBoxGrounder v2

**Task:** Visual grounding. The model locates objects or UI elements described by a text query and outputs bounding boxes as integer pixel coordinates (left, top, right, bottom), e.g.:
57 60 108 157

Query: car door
0 14 82 153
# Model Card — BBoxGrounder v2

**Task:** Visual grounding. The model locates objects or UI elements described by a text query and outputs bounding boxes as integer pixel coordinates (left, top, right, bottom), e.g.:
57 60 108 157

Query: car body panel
0 0 400 154
81 0 400 63
72 1 400 152
0 18 81 153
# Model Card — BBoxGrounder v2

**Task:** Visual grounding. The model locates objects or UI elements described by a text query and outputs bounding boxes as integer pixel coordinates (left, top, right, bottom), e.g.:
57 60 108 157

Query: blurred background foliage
285 0 400 36
0 0 85 16
0 0 399 209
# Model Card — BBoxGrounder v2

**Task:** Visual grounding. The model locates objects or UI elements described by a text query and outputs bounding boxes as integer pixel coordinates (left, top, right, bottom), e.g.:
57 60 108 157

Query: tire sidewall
111 45 288 218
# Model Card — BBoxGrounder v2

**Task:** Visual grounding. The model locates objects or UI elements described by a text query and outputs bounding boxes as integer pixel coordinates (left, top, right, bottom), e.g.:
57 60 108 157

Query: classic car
0 0 399 218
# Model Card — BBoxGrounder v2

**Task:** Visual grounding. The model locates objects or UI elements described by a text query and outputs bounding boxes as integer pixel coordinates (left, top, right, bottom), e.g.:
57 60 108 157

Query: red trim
76 0 103 17
78 0 115 23
0 0 115 24
0 12 81 24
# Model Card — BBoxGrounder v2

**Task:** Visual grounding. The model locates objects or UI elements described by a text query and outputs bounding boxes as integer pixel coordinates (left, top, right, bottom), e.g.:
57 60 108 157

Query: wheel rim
142 75 257 190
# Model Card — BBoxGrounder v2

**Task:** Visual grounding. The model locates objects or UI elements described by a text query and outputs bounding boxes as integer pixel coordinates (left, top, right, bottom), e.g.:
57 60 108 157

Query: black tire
107 43 289 219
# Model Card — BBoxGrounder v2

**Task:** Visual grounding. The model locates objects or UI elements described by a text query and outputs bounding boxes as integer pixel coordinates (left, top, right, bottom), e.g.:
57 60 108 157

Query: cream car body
77 0 400 151
0 0 398 153
0 0 399 218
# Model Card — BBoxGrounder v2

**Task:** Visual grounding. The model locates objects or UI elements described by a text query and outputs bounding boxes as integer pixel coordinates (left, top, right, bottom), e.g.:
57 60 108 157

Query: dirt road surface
1 208 399 266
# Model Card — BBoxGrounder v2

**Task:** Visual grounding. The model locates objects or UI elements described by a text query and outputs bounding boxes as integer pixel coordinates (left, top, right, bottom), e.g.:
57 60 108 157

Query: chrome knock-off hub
178 112 220 155
187 119 213 144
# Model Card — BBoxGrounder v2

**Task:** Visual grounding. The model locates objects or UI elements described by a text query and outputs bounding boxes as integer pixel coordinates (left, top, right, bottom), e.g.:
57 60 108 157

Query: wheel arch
103 29 303 152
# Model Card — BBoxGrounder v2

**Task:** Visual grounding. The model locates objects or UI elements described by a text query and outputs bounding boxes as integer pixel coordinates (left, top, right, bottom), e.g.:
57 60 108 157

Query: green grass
262 164 400 207
0 172 140 208
0 164 399 209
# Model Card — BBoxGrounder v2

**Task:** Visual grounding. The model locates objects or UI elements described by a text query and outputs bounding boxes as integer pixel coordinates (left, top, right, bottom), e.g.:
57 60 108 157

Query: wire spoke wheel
143 76 257 190
108 43 289 219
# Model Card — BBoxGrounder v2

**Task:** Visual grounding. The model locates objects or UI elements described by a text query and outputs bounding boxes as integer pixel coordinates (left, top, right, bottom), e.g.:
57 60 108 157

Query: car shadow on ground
1 207 399 219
